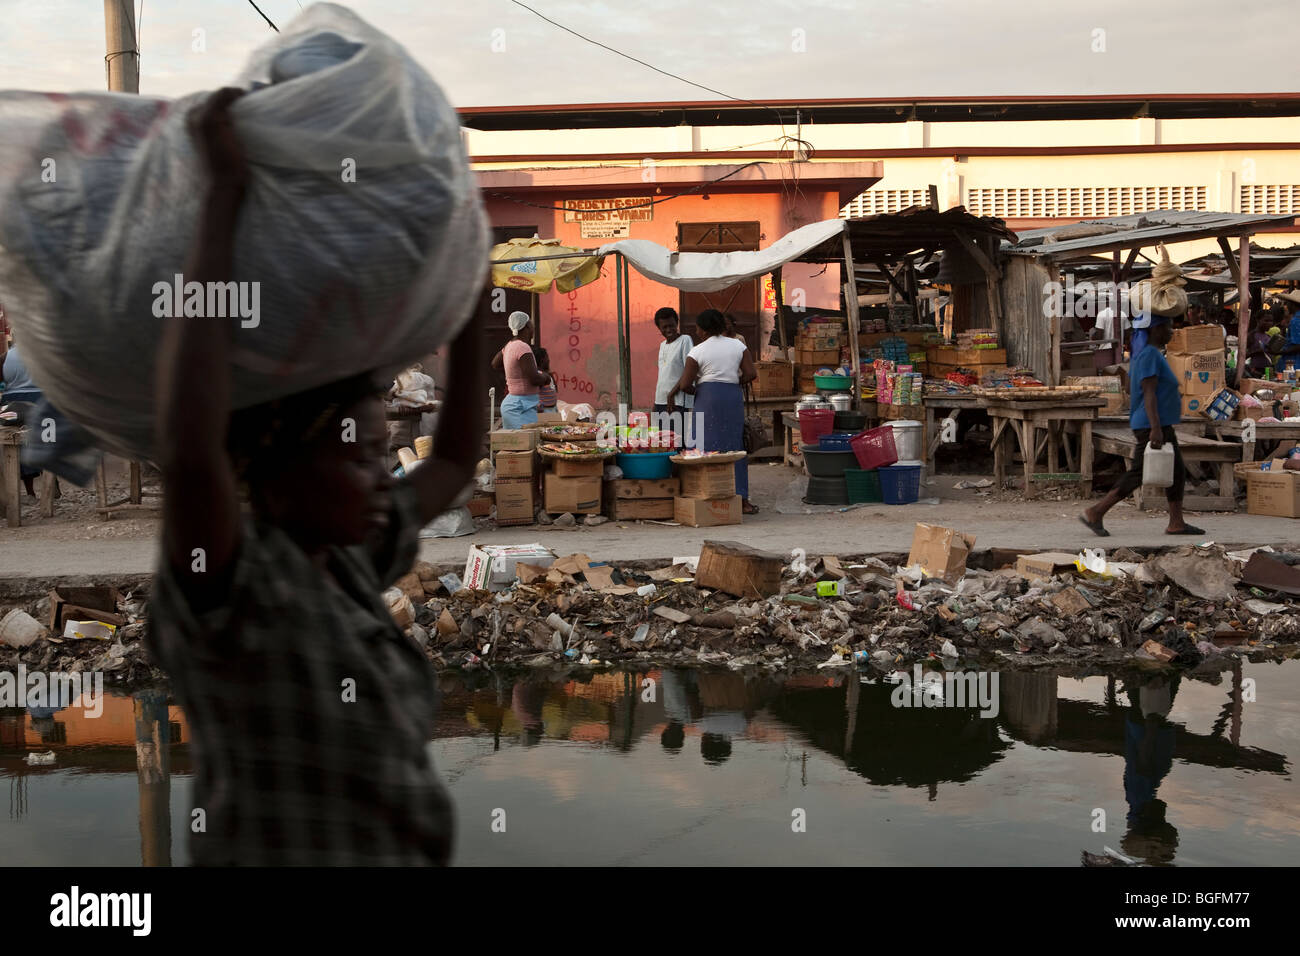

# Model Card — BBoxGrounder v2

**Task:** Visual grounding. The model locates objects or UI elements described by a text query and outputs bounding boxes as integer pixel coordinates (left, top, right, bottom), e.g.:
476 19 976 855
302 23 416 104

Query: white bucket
1143 443 1176 489
0 609 46 648
887 420 924 462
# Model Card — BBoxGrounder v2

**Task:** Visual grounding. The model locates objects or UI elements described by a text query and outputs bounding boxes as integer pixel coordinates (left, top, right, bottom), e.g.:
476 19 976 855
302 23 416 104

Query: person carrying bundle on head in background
1081 246 1203 539
146 89 484 866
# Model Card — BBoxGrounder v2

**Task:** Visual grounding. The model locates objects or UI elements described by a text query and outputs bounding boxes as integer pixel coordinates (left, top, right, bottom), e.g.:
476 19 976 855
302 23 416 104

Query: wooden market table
1 426 56 528
1207 420 1300 464
1092 423 1241 511
922 393 981 472
982 395 1106 499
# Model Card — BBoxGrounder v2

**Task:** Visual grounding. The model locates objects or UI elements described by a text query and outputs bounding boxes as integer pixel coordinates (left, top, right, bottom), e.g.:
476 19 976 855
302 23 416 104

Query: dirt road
0 464 1286 582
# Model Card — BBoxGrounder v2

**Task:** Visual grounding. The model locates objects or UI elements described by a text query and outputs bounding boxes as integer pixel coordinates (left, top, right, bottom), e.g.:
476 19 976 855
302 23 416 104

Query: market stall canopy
1005 210 1298 258
1271 257 1300 282
793 205 1017 267
490 236 604 293
596 218 846 292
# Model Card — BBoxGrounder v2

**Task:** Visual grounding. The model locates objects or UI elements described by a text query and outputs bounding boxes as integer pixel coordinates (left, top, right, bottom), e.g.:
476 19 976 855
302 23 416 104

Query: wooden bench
1092 424 1242 511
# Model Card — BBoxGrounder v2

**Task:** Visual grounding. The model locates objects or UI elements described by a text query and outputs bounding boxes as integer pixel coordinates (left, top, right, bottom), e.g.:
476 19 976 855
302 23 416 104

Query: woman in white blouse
666 308 758 513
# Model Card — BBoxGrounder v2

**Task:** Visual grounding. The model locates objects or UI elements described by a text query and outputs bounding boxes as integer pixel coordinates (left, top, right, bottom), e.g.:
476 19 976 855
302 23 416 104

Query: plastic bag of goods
0 3 488 463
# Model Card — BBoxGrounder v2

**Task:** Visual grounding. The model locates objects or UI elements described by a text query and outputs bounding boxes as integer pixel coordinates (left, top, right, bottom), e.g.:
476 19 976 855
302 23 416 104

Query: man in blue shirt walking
1081 310 1204 538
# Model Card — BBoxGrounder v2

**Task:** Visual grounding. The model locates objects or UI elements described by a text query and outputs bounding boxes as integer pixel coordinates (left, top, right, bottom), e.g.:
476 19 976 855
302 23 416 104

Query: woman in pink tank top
491 311 551 428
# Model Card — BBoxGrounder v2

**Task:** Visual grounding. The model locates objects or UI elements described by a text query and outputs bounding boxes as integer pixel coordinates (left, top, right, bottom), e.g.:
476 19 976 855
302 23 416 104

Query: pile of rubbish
3 537 1299 685
395 537 1300 675
0 587 154 683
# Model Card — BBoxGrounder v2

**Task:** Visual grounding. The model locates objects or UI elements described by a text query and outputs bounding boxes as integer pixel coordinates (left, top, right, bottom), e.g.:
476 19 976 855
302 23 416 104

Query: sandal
1079 514 1110 538
742 502 759 515
1166 525 1205 536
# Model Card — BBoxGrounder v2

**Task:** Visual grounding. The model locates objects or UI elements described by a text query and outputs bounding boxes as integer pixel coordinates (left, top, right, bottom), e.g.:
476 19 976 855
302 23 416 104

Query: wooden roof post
841 229 863 411
772 267 788 353
1237 236 1251 387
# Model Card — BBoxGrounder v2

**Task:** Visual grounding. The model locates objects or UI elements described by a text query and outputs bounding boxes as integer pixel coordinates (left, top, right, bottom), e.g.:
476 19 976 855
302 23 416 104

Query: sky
0 0 1295 110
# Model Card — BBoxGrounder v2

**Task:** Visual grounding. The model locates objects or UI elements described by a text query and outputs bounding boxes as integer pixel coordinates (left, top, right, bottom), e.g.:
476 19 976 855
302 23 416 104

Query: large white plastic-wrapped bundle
0 3 487 462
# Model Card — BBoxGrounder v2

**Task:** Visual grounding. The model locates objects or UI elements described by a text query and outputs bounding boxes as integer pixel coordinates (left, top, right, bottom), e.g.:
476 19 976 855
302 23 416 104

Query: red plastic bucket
850 426 899 470
797 408 835 449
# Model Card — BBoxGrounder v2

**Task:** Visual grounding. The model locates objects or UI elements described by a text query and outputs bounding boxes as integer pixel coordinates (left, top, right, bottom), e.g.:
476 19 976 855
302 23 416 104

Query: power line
247 0 279 32
506 0 808 147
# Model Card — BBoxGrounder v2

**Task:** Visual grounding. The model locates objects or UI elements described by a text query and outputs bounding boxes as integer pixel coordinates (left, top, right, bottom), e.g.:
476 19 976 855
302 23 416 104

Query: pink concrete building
474 161 881 410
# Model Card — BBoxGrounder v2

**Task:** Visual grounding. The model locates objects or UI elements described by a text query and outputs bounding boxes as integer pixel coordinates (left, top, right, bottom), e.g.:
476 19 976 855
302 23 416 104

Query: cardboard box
467 495 493 518
551 457 604 479
908 523 977 585
536 411 564 425
754 361 794 397
1237 403 1267 422
544 474 602 513
1182 392 1210 419
1246 461 1300 517
794 347 840 367
490 429 538 452
1015 552 1078 578
1169 324 1225 355
1239 378 1282 399
673 495 743 527
677 462 737 499
605 497 676 520
606 477 680 499
696 540 784 598
494 450 536 479
1168 350 1225 395
1066 375 1124 414
1200 387 1242 422
955 347 1007 366
493 478 535 525
463 543 555 591
47 587 124 631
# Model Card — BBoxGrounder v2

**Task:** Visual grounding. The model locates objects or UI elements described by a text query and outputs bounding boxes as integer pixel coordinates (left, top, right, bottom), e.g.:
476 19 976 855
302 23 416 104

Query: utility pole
103 0 139 92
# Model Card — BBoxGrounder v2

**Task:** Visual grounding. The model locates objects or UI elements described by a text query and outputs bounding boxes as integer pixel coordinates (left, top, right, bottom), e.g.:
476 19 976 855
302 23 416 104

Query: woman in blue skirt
666 308 758 513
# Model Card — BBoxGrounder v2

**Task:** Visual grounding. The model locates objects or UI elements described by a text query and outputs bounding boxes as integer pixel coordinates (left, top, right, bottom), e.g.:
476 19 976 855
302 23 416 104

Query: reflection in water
1122 674 1179 866
0 662 1293 866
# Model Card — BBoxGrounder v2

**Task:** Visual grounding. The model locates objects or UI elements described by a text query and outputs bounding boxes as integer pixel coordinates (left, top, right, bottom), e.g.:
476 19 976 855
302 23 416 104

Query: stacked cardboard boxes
489 429 539 525
1165 324 1226 419
673 461 742 527
544 455 604 514
604 477 679 520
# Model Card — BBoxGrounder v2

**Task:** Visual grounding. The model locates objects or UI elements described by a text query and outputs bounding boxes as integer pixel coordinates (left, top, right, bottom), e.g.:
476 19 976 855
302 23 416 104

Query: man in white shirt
653 307 693 414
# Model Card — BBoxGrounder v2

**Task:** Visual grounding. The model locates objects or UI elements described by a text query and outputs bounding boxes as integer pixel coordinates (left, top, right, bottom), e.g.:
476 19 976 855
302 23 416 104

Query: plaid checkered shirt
147 481 453 865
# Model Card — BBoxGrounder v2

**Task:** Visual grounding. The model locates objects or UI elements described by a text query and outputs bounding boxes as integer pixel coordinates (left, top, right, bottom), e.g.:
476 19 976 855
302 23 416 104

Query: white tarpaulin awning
597 218 846 292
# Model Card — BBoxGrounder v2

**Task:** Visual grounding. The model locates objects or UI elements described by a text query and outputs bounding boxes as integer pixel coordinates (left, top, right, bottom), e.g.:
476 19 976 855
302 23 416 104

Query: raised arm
406 313 487 524
514 349 551 388
157 88 247 609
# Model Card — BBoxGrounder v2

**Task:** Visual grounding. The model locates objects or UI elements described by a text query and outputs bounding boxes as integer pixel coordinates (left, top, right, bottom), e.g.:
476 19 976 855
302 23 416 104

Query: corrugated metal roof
1005 210 1297 258
1272 257 1300 282
795 204 1016 264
